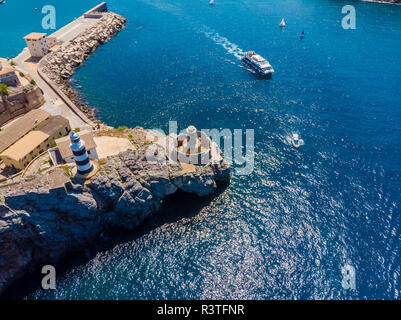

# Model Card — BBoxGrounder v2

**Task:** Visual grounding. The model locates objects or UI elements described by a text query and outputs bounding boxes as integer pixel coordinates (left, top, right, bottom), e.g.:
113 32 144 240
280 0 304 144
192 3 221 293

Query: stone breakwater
0 128 230 295
40 12 128 126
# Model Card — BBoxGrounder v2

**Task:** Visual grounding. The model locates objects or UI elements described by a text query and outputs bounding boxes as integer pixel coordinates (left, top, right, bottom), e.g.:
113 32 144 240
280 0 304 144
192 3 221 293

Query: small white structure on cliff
170 126 212 165
23 32 48 58
69 131 94 176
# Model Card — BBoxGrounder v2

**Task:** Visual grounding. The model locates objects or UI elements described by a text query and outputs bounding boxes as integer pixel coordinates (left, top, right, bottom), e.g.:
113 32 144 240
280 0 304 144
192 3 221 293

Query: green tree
0 83 9 96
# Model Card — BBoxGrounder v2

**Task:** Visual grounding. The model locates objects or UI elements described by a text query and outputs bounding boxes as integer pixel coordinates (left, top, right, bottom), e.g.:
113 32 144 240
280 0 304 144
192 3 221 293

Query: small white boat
292 133 301 148
209 0 214 5
280 18 285 27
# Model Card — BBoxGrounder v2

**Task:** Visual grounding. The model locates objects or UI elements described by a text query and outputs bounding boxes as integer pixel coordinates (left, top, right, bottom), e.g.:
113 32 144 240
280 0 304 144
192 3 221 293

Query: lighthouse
69 131 93 176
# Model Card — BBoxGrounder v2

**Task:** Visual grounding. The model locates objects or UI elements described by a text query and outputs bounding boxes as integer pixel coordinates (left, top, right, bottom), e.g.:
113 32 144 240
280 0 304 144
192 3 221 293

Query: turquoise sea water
2 0 401 299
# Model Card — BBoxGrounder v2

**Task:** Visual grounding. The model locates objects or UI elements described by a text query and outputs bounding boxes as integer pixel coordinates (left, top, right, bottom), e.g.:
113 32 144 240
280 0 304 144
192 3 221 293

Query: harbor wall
36 65 96 128
38 9 127 128
84 2 108 18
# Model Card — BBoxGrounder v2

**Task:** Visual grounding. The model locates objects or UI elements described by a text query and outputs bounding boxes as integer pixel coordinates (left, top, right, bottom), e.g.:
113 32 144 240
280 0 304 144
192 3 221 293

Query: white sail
280 18 285 27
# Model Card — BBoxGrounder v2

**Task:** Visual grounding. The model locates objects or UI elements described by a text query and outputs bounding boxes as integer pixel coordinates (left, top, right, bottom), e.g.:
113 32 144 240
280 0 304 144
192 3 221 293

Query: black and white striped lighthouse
69 131 93 175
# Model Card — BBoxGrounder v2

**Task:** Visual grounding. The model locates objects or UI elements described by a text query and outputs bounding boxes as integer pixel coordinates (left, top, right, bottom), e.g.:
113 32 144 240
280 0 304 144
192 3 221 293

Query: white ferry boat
242 51 274 77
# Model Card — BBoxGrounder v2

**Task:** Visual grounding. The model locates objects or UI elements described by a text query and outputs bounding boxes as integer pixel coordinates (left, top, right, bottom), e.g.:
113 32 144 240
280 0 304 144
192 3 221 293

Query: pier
12 2 116 131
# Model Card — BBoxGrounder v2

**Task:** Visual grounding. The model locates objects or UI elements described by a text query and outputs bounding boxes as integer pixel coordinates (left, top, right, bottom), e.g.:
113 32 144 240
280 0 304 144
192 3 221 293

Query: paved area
23 153 52 177
94 136 134 159
13 52 90 130
49 16 99 45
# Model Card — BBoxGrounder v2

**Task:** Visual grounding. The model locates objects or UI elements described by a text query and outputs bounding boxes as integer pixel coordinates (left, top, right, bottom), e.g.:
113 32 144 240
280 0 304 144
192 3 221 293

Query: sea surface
1 0 401 299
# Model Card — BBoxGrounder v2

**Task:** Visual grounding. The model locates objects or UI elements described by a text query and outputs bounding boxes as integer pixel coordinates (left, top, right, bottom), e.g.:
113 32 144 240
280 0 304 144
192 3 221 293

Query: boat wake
285 135 305 147
138 0 245 61
198 27 245 60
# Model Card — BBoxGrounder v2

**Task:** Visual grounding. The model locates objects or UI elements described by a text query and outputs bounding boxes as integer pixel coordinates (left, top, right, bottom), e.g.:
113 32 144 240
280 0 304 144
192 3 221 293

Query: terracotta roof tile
23 32 47 40
0 109 50 153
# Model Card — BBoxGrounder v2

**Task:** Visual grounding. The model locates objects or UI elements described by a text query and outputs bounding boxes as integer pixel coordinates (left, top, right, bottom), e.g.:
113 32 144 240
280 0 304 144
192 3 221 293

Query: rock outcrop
40 12 128 124
0 129 230 295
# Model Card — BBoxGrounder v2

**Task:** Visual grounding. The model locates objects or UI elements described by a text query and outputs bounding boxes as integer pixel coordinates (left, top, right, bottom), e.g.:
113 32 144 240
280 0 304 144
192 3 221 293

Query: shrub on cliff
0 83 9 96
117 126 128 132
30 80 36 86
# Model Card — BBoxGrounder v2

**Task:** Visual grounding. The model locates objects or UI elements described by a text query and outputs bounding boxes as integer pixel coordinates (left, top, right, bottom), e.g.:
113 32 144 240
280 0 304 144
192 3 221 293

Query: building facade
23 33 48 58
0 61 20 87
0 86 45 126
0 59 45 126
0 114 71 170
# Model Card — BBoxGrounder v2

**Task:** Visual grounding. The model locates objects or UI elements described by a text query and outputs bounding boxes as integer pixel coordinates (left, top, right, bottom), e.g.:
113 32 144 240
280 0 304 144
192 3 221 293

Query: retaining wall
36 62 96 128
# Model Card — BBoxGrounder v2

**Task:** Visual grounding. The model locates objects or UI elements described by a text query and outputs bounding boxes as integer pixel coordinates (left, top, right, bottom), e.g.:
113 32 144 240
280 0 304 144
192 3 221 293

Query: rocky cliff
0 128 230 296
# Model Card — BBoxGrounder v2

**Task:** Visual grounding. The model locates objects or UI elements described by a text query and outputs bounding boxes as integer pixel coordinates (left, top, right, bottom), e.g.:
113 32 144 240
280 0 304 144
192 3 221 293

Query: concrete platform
49 16 99 45
94 136 135 159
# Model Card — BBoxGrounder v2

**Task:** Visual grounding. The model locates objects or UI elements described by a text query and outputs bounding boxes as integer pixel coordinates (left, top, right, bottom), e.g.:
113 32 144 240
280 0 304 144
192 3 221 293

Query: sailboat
280 18 285 28
209 0 214 5
300 30 305 39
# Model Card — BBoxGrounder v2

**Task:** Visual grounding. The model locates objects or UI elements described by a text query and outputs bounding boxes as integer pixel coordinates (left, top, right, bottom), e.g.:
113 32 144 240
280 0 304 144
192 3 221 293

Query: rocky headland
0 8 231 297
39 12 128 126
0 127 230 296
